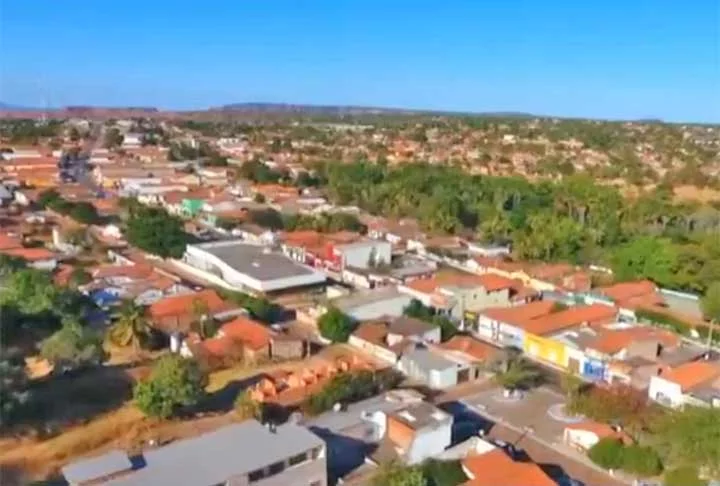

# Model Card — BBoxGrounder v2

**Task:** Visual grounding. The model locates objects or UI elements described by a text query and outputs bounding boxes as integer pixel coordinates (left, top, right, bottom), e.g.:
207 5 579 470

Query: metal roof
62 449 132 484
105 421 323 486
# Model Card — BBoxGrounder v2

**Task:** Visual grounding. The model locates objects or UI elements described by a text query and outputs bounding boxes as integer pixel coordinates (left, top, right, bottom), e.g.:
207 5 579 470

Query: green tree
39 319 106 371
108 301 151 350
317 307 355 343
560 371 585 400
125 206 189 258
253 193 266 204
67 268 92 288
611 236 679 288
0 351 31 429
0 269 58 315
652 407 720 478
588 438 625 470
701 281 720 345
104 128 124 149
0 254 26 276
37 189 61 208
622 445 663 477
373 462 426 486
134 355 207 419
490 354 541 391
69 202 100 224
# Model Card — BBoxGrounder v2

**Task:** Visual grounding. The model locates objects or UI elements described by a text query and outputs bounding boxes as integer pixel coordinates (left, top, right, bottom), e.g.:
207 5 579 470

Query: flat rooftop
390 401 451 430
192 240 319 281
106 421 323 486
332 287 409 311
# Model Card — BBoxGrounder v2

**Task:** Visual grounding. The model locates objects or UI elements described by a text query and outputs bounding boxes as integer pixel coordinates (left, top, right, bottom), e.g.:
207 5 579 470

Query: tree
234 390 263 421
125 206 189 258
134 355 207 419
567 384 653 436
67 268 91 288
611 236 679 288
39 319 105 371
0 269 58 316
373 461 426 486
104 128 124 149
622 445 663 477
701 282 720 345
490 354 541 391
253 193 266 204
37 189 61 208
317 307 355 343
0 254 26 276
0 351 31 429
69 202 100 225
560 371 585 400
108 301 151 350
588 438 625 470
652 406 720 478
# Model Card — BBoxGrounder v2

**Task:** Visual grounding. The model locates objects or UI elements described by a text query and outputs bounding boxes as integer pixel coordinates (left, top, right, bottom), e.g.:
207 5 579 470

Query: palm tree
108 300 150 351
490 353 541 395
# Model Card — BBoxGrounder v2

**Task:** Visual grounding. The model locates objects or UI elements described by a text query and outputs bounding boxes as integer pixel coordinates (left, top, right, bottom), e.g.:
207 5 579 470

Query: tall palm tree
108 300 150 350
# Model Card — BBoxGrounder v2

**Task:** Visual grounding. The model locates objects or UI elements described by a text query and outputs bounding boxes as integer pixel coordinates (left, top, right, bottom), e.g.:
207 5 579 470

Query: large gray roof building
182 240 326 293
102 421 326 486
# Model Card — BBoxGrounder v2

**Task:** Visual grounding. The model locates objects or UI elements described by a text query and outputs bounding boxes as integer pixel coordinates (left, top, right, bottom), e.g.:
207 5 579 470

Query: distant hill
213 102 536 118
0 102 42 111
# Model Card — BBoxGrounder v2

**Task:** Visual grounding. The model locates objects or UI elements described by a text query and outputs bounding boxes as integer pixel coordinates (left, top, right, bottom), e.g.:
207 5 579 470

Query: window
289 452 308 466
248 469 265 483
268 461 285 476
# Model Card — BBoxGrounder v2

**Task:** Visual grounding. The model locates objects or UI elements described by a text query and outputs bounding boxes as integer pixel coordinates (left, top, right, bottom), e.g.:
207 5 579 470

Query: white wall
339 241 392 269
348 335 399 364
406 420 453 465
648 376 684 408
345 295 413 321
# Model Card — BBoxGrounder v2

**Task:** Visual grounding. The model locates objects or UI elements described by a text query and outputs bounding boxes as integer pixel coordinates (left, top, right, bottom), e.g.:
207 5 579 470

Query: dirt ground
0 344 365 483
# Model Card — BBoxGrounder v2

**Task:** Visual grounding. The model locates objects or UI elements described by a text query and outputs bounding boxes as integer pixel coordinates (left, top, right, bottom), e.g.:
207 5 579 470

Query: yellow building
524 334 568 369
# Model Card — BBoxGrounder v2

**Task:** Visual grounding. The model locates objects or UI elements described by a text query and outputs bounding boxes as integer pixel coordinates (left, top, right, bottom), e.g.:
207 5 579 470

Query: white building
334 240 391 270
648 360 720 409
180 240 326 294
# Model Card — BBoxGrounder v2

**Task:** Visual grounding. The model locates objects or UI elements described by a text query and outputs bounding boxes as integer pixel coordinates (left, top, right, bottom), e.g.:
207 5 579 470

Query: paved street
438 385 630 486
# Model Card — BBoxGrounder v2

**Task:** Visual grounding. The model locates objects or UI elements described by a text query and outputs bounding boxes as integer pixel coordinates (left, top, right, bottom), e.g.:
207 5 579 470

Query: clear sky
1 0 718 122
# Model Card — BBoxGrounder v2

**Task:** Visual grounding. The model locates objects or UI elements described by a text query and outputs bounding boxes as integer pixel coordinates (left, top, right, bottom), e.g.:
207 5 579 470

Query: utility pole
707 319 715 355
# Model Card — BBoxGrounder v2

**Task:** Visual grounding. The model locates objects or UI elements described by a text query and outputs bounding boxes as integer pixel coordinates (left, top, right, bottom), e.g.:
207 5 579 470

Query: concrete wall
407 421 453 465
348 335 399 363
648 376 683 408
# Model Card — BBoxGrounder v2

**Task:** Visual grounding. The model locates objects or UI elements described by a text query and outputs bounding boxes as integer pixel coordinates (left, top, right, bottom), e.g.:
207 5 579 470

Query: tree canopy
134 355 207 419
125 206 189 258
39 319 106 371
317 307 355 343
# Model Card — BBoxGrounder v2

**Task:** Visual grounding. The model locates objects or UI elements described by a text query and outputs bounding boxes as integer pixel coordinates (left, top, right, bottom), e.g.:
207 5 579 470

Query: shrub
134 355 207 419
588 438 625 470
622 445 663 477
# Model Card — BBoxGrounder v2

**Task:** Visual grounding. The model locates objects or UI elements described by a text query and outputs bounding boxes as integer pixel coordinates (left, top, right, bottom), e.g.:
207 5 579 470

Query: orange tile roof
521 304 617 336
482 301 557 326
53 264 75 286
219 316 272 351
586 326 679 355
0 233 22 251
462 449 556 486
661 361 720 392
92 263 154 279
441 336 498 361
148 289 228 320
600 280 657 303
1 247 55 262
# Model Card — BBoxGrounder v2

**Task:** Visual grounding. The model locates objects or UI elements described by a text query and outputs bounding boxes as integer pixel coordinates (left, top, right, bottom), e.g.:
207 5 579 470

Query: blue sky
1 0 718 122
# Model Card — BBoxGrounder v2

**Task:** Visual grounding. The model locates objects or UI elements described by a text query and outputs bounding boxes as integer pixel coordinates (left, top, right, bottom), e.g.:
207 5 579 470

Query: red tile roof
600 280 657 303
482 301 557 327
586 326 679 355
218 316 272 351
522 304 617 336
661 361 720 392
1 247 56 262
462 448 556 486
0 233 22 251
148 289 228 320
441 336 498 362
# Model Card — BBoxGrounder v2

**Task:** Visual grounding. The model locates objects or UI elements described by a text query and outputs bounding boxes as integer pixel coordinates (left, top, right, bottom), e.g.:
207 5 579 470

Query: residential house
463 241 511 258
0 233 58 270
648 360 720 408
563 421 633 452
79 421 328 486
147 289 239 336
348 315 442 364
399 272 537 323
370 402 453 465
184 315 273 365
461 441 556 486
84 263 189 307
397 343 486 389
328 287 414 322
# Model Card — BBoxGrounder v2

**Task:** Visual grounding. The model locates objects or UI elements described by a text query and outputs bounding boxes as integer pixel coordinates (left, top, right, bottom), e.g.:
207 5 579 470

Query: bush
588 438 625 470
302 369 401 416
317 307 355 343
622 445 663 477
663 466 707 486
420 459 467 486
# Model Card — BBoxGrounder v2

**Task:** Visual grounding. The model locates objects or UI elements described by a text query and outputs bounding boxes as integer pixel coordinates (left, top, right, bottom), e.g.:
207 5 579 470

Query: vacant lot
0 344 364 482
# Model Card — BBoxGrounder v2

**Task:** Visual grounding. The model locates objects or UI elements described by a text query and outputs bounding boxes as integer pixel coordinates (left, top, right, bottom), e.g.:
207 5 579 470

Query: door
457 368 470 383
